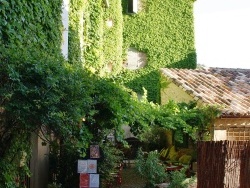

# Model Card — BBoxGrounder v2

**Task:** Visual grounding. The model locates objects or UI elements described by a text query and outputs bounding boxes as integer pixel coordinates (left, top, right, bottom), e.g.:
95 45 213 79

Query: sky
194 0 250 69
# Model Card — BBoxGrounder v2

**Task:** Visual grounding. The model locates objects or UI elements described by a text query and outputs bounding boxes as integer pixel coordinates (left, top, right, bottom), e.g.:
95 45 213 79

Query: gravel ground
120 166 146 188
117 165 197 188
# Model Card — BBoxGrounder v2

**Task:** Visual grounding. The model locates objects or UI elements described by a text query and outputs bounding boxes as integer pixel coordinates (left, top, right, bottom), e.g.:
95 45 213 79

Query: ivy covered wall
69 0 123 76
0 1 210 186
0 1 63 186
68 0 196 102
103 0 123 75
0 0 196 102
68 0 85 63
118 0 196 102
82 0 105 74
0 0 63 54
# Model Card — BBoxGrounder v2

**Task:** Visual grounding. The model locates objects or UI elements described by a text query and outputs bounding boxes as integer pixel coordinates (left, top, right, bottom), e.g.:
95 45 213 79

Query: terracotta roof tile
160 67 250 117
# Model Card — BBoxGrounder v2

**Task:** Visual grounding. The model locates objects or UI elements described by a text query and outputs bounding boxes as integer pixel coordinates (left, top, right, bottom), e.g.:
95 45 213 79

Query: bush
168 168 195 188
135 148 168 188
0 46 94 187
98 142 124 186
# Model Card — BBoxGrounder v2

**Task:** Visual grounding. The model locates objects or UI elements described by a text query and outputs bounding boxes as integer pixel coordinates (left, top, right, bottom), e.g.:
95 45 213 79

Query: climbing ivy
122 0 196 68
103 0 124 75
0 1 65 185
118 0 196 102
68 0 124 76
68 0 86 63
0 46 95 186
83 0 105 75
0 1 210 187
0 0 62 54
69 0 196 102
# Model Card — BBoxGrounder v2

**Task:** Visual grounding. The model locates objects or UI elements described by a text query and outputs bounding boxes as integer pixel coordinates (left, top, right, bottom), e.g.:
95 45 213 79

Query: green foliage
122 0 196 68
167 101 220 142
118 0 196 102
139 127 169 151
0 45 217 187
83 79 156 142
69 0 123 74
103 0 124 75
98 142 124 184
51 141 82 187
116 69 162 103
0 0 62 54
0 0 64 185
135 148 168 188
69 0 196 102
178 102 221 141
76 0 124 76
0 132 31 187
0 46 94 136
81 0 105 74
68 0 85 63
0 46 94 186
168 168 196 188
137 101 220 146
0 1 215 187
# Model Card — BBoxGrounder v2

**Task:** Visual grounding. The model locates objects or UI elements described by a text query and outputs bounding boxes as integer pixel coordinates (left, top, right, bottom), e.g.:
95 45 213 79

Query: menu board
79 145 100 188
89 174 99 188
87 160 97 174
90 145 100 159
78 160 97 174
78 160 88 173
79 173 89 188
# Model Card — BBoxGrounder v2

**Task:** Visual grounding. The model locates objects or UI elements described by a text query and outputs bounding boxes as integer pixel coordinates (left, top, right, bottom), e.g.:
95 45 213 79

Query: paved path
120 167 146 188
118 166 197 188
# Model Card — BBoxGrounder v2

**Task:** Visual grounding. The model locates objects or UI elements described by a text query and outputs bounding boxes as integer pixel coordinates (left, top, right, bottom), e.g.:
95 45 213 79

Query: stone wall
125 47 147 70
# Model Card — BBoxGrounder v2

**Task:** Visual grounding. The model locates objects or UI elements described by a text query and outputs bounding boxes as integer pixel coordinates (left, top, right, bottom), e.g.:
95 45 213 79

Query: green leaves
0 0 62 54
135 148 168 187
138 100 220 146
119 0 196 102
0 46 96 185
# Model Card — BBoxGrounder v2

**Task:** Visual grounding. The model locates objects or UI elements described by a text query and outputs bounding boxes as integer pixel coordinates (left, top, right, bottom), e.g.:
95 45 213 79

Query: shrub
98 142 124 186
135 148 168 188
168 167 195 188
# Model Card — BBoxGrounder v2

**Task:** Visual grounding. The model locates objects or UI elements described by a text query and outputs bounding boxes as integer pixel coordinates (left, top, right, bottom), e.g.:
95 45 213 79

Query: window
227 127 250 141
128 0 138 14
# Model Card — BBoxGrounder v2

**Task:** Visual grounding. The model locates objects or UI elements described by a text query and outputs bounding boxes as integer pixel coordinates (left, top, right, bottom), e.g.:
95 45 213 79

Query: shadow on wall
68 26 83 63
169 51 197 69
123 51 197 103
123 69 160 102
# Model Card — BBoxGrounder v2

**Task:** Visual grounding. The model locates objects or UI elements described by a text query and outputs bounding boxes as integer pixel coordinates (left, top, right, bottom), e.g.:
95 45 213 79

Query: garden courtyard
1 0 249 187
120 165 197 188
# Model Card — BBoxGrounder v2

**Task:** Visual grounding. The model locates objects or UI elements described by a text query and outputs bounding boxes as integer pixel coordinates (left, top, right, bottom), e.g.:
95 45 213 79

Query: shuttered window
227 128 250 141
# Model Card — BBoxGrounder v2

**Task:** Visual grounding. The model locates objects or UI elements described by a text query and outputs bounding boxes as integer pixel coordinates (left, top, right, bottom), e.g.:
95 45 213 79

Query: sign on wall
90 145 100 159
78 145 100 188
77 159 97 174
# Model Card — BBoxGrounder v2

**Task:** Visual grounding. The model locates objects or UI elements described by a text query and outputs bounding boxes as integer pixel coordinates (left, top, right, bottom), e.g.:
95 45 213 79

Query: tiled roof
160 67 250 118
